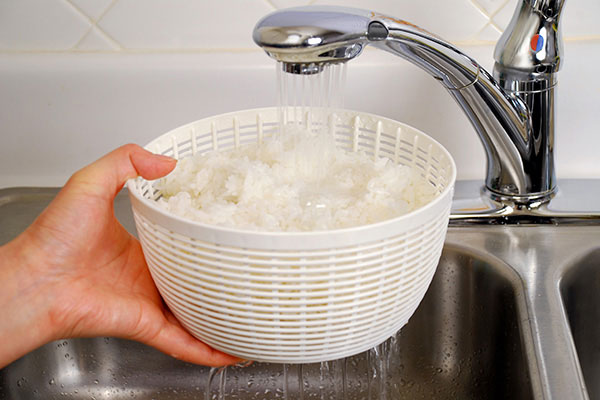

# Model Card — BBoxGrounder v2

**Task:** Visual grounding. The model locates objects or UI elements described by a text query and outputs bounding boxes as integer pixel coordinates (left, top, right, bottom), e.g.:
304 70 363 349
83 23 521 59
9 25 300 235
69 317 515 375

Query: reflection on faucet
253 1 600 224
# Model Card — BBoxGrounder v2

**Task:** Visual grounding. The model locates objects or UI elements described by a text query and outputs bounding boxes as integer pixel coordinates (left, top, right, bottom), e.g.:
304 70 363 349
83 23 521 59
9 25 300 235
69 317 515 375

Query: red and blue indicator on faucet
530 34 544 52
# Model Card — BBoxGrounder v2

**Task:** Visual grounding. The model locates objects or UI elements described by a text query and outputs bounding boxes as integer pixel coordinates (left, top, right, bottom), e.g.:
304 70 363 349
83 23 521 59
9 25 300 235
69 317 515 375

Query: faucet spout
253 4 563 203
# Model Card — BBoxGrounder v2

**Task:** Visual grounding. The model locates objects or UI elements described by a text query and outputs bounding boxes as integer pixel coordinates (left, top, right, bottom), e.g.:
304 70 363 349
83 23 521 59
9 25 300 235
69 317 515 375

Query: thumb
69 144 176 201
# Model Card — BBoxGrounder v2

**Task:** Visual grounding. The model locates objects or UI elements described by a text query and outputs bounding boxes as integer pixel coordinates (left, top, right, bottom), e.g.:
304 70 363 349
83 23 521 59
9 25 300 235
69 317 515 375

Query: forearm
0 235 58 368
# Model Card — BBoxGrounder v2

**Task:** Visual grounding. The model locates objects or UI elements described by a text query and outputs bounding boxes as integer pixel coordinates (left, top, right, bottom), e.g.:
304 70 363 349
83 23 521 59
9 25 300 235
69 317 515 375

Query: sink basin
3 184 600 399
0 244 533 400
561 249 600 399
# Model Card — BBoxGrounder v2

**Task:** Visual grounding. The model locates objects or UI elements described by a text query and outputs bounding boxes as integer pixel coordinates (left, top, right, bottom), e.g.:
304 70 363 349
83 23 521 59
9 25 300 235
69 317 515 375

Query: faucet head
253 6 373 74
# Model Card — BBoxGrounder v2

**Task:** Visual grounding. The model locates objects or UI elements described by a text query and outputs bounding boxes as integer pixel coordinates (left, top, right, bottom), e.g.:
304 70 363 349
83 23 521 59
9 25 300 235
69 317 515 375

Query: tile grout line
59 0 94 49
469 0 515 41
467 0 495 42
486 20 505 35
468 0 493 19
489 0 512 19
62 0 124 51
91 0 124 50
263 0 277 11
62 0 102 47
486 0 513 34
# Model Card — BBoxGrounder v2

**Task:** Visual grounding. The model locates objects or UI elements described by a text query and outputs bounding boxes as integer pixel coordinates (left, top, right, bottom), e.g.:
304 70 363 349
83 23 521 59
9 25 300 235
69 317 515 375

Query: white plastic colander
127 107 456 363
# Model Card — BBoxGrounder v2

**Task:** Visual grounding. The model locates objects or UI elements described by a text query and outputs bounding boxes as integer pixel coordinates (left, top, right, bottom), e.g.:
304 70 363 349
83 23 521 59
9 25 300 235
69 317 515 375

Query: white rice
156 127 436 231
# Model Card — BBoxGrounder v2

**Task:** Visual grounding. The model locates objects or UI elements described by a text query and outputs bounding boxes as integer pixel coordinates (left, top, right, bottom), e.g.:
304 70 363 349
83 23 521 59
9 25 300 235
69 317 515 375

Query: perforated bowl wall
127 107 456 363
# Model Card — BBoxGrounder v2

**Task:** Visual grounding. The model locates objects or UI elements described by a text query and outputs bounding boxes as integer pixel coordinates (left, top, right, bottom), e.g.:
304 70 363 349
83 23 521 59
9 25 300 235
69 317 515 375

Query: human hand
0 144 241 368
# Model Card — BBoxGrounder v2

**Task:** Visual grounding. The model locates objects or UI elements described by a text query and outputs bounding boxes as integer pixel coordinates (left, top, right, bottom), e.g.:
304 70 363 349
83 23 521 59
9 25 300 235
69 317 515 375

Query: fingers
146 313 244 367
69 143 176 201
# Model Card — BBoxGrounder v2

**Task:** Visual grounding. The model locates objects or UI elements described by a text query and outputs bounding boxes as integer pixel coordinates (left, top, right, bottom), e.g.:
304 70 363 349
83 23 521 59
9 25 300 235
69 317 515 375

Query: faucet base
450 179 600 225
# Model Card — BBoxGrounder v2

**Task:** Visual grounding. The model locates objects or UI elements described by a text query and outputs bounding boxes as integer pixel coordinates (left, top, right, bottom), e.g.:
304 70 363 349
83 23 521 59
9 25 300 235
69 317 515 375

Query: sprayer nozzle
281 62 324 75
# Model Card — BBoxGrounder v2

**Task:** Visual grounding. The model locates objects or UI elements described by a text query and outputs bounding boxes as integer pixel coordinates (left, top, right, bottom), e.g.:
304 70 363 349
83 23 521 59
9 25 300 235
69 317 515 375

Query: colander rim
126 107 456 240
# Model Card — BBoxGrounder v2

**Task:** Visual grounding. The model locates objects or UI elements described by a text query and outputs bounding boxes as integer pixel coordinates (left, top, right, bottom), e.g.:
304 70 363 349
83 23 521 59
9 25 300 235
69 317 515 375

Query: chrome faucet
253 1 571 215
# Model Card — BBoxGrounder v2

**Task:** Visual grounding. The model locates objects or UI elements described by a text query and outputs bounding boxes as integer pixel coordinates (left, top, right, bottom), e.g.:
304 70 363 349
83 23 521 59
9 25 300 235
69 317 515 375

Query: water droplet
49 378 55 385
94 379 99 384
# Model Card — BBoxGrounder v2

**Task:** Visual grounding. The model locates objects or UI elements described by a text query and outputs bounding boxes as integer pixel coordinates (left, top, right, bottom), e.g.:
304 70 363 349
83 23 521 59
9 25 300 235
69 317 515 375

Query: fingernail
156 154 177 163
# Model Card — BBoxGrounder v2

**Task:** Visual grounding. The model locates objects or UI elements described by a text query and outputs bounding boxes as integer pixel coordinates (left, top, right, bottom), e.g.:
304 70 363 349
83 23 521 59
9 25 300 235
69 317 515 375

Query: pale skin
0 144 241 369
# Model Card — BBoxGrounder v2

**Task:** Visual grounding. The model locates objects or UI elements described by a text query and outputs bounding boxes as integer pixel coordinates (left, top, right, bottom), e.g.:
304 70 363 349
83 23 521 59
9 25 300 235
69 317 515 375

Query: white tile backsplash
562 0 600 38
0 0 597 52
0 0 90 50
98 0 273 49
0 0 598 187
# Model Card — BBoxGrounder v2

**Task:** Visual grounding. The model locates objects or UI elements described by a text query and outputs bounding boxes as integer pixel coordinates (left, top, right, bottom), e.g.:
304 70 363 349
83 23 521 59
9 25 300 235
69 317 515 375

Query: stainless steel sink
0 243 534 400
1 184 599 399
562 249 600 400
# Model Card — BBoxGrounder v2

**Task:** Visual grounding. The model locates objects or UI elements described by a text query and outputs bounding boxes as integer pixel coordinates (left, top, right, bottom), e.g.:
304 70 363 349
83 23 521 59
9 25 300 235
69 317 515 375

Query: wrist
0 235 59 368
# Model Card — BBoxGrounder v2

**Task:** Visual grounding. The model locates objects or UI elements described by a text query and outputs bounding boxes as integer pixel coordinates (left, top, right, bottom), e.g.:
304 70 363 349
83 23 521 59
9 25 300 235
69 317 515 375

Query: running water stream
276 61 347 134
203 336 404 399
275 61 353 218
